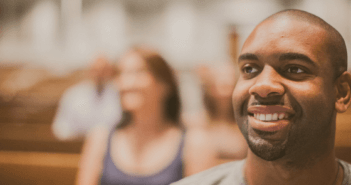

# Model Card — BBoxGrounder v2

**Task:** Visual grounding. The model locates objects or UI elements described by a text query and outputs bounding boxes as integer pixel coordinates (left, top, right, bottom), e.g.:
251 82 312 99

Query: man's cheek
233 94 249 117
290 82 325 103
233 82 251 104
295 92 330 121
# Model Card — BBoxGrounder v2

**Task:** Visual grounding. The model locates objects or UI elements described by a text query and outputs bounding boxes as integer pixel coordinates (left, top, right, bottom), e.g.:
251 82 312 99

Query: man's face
233 18 337 161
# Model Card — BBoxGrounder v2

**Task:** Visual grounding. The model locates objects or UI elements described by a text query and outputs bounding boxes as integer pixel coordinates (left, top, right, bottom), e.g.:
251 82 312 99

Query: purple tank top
100 130 185 185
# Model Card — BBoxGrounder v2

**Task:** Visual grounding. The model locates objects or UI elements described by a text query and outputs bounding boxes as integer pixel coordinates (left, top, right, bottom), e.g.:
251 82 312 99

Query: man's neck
244 150 340 185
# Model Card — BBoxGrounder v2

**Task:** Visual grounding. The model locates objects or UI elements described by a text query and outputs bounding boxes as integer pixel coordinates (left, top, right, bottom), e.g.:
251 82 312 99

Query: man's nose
248 66 285 98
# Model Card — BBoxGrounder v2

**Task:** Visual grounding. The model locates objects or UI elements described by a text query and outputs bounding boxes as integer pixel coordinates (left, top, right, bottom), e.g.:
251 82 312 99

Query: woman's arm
75 126 109 185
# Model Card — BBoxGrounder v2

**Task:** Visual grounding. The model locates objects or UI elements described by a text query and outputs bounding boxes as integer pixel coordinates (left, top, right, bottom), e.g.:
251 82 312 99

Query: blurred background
0 0 351 184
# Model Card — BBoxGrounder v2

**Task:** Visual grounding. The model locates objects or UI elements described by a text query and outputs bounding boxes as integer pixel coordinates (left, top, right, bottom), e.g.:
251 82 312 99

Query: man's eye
287 66 305 74
243 66 258 74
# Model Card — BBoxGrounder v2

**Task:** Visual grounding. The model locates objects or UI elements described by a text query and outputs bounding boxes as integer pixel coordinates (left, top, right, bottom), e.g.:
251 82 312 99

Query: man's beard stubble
243 119 288 161
247 134 287 161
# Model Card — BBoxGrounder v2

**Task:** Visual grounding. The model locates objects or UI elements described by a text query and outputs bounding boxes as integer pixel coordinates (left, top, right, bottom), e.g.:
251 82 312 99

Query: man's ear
335 71 351 113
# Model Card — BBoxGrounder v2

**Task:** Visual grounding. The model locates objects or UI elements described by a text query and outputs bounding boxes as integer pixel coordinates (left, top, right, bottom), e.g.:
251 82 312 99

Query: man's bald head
259 9 347 79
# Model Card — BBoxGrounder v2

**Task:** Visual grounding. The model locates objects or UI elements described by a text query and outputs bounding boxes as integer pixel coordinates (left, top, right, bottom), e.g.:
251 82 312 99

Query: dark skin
232 17 351 185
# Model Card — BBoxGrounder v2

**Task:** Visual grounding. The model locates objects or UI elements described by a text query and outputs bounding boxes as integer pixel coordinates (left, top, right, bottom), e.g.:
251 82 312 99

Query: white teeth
272 113 278 120
279 113 285 120
265 114 272 121
253 113 288 121
259 114 266 121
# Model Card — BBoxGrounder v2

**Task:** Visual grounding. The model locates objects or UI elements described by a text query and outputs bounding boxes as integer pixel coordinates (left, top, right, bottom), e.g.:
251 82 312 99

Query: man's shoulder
339 159 351 185
172 160 245 185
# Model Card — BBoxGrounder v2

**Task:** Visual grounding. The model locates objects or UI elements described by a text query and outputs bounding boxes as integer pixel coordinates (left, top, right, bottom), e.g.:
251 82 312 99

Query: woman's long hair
116 47 181 129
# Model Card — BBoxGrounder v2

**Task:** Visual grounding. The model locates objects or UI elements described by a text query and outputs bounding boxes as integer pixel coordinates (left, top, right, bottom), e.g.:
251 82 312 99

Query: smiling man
172 9 351 185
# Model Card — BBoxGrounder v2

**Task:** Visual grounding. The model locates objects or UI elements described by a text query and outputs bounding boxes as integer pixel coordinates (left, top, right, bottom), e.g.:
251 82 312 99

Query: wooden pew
0 123 83 153
0 151 80 185
0 67 86 185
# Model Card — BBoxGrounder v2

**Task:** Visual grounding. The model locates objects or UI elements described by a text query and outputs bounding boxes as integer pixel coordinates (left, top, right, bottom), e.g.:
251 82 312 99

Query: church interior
0 0 351 184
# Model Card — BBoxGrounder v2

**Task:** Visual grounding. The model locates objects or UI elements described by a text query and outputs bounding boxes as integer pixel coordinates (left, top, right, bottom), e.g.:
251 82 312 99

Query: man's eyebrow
238 53 259 62
279 53 316 66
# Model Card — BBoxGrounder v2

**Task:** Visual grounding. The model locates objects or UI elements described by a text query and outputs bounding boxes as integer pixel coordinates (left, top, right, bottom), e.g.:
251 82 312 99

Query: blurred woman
76 47 213 185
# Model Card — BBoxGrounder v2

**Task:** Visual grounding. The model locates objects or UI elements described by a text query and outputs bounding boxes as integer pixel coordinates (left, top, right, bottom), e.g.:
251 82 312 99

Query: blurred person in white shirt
52 56 122 140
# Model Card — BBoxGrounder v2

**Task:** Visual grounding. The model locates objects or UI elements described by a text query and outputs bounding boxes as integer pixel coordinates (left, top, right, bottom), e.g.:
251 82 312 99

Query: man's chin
247 135 287 161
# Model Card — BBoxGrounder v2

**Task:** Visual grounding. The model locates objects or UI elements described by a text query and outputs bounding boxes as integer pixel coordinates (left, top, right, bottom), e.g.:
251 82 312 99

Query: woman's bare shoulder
76 125 112 185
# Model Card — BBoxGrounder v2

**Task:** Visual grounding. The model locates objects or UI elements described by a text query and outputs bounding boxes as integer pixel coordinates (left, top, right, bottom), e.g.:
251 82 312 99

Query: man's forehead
260 18 313 34
247 18 326 45
240 18 328 62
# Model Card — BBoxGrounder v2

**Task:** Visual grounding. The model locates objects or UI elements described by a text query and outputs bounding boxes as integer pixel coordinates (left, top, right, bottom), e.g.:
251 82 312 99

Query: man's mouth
253 112 288 121
247 105 295 132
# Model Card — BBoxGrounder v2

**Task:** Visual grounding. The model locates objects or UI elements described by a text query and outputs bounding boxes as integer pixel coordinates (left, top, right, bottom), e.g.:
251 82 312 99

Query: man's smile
247 105 295 132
